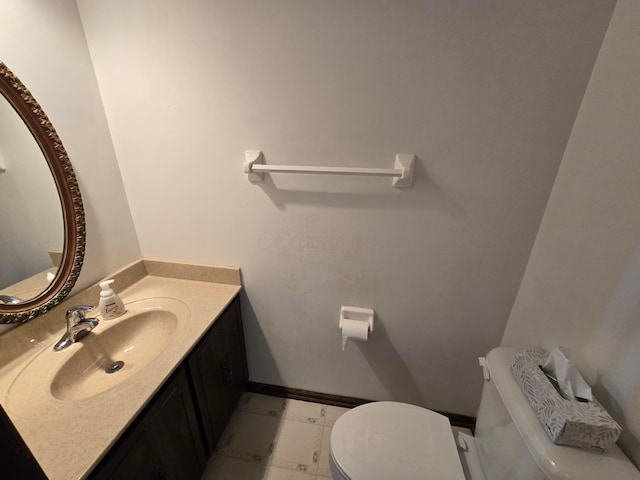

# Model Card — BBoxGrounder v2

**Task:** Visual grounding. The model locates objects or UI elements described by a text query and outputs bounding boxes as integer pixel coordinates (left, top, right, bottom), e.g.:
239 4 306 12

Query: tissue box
511 348 622 451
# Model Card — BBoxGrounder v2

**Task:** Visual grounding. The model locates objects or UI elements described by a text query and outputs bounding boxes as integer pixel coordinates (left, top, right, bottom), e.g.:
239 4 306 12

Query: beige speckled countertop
0 259 242 480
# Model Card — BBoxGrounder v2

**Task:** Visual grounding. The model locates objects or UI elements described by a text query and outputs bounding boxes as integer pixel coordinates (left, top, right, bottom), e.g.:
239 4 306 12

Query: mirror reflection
0 61 85 323
0 87 64 303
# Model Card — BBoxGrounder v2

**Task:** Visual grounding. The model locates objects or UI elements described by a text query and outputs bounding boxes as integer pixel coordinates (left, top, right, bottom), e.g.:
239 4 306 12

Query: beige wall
76 0 614 416
502 0 640 466
0 0 141 293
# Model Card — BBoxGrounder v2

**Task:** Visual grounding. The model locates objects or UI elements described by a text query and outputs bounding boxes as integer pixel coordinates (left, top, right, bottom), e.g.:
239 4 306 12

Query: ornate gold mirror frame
0 62 85 323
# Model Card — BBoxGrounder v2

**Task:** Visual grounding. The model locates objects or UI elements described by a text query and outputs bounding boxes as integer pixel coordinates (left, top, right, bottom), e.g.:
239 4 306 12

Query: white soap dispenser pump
98 279 125 319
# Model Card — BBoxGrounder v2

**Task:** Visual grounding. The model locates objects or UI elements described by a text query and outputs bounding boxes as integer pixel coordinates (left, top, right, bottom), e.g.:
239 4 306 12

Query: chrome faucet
0 295 23 305
54 305 99 351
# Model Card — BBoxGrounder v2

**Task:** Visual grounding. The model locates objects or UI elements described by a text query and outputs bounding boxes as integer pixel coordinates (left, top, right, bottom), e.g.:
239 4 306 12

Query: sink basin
51 305 182 401
6 298 189 415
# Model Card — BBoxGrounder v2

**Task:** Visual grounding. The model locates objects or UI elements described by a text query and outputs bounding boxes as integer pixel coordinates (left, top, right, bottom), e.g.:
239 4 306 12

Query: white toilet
329 347 640 480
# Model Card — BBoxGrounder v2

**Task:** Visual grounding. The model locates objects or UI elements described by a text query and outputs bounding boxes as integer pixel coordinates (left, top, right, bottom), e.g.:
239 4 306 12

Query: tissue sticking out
541 348 592 402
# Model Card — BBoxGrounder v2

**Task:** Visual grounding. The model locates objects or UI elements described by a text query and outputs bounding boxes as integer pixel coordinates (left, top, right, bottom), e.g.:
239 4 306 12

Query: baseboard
246 382 371 409
246 381 475 431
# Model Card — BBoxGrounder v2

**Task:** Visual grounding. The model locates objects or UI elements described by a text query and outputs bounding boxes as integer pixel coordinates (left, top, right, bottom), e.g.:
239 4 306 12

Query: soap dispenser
98 279 125 319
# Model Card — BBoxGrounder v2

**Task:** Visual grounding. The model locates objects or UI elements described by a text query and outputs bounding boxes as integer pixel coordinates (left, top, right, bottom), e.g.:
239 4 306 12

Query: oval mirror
0 62 85 323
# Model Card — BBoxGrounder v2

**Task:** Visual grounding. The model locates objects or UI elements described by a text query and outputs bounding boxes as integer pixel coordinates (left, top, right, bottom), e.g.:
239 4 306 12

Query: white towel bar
243 150 415 188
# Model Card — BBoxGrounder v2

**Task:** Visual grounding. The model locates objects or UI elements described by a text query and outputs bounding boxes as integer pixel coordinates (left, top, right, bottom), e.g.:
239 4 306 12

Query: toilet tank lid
485 347 640 480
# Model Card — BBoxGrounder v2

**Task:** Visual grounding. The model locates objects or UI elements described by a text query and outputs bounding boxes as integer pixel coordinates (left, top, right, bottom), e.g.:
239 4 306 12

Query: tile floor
200 392 348 479
201 392 473 480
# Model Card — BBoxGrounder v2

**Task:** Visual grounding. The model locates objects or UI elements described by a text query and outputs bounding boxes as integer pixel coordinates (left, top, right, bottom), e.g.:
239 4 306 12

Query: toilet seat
330 402 465 480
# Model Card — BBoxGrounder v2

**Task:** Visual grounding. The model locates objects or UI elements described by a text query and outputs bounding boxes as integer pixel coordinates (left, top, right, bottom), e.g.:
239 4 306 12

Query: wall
77 0 614 416
0 0 141 295
502 0 640 465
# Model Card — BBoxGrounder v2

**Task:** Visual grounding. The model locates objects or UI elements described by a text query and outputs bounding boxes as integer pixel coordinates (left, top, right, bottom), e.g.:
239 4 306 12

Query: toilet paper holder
339 306 374 333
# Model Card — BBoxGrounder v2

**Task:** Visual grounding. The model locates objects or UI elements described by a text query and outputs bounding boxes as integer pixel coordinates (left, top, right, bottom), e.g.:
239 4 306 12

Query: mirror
0 62 85 323
0 90 64 301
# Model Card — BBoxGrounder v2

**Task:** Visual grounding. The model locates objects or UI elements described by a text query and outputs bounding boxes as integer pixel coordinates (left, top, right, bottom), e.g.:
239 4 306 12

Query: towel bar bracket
244 150 266 182
392 154 415 188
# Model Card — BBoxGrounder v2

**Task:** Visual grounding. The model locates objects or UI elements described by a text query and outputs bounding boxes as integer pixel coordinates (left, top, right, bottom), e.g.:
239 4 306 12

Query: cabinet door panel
188 320 229 452
104 435 159 480
188 297 248 454
89 415 159 480
148 369 206 480
90 368 204 480
214 302 243 418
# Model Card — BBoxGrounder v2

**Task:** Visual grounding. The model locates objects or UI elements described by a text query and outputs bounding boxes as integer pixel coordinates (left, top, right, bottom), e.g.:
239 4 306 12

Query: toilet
329 347 640 480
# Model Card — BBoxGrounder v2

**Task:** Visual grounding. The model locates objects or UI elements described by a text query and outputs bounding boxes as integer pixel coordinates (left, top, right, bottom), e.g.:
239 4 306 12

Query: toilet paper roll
341 318 369 351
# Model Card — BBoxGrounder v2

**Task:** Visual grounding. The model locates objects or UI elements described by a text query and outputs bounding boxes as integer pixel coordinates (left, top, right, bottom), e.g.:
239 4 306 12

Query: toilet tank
473 347 640 480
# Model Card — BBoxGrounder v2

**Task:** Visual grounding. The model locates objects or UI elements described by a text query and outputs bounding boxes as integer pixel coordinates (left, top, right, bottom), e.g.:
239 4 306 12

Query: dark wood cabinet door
147 369 206 480
188 297 248 454
97 430 160 480
214 298 248 420
90 367 205 480
189 324 229 453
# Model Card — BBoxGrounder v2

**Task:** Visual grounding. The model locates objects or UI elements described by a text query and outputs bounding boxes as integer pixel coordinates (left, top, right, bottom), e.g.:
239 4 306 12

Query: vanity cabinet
0 404 47 479
89 367 206 480
188 297 248 453
90 296 248 480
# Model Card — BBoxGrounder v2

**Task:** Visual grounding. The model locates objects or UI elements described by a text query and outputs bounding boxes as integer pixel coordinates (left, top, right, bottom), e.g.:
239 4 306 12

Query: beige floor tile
217 412 281 462
239 392 287 417
261 465 317 479
323 405 350 427
201 454 267 480
269 419 323 474
315 426 333 478
283 398 326 424
316 471 334 478
214 408 244 449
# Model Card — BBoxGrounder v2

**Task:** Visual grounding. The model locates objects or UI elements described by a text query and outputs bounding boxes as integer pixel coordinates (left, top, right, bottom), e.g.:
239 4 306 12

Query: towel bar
243 150 415 188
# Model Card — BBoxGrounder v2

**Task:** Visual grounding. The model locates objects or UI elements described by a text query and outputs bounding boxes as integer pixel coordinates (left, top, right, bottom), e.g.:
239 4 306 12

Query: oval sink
51 309 177 401
6 298 189 415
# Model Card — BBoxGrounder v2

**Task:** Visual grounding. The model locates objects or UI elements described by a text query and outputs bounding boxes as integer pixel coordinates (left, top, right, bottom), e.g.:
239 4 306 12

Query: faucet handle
65 305 95 323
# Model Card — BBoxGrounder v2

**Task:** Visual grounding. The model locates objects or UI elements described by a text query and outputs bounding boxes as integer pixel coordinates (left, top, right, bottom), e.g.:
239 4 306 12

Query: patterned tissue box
511 348 622 452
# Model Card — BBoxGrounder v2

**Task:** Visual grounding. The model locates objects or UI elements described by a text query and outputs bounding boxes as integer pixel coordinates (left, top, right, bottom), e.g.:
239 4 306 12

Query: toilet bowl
329 401 465 480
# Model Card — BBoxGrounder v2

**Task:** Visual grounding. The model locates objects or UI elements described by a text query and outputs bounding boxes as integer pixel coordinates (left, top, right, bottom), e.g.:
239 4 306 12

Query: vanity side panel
0 404 47 480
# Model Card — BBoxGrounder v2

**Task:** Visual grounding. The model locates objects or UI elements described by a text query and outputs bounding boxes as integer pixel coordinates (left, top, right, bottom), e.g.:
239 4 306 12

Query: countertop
0 266 58 304
0 259 242 480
